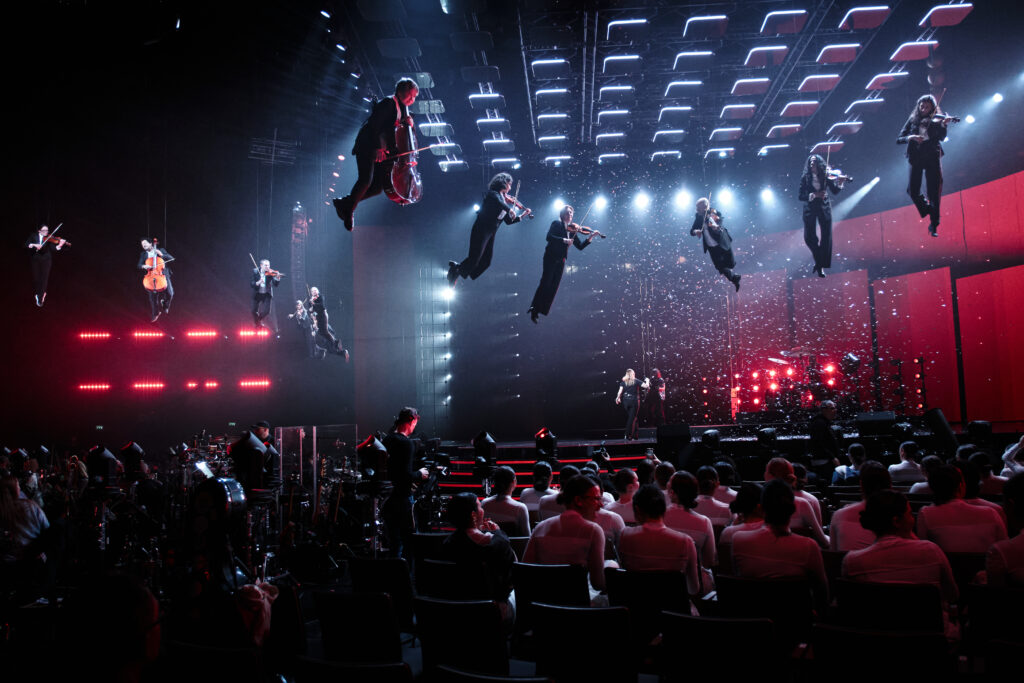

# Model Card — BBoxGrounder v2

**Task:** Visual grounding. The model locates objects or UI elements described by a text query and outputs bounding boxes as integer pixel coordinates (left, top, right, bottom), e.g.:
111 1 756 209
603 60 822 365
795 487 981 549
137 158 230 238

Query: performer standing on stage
308 286 350 361
897 94 950 237
798 155 844 277
615 369 650 441
690 198 741 291
26 224 66 307
447 173 532 286
251 259 281 328
645 368 667 427
139 238 174 322
527 204 594 323
332 78 420 231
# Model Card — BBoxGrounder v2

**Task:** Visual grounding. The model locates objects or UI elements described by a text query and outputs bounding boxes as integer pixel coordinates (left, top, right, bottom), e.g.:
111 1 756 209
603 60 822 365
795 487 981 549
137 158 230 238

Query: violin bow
249 253 259 269
48 223 64 241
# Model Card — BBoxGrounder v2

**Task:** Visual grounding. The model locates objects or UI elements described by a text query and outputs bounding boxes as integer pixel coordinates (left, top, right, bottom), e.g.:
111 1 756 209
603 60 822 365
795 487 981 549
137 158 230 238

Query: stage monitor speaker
855 411 896 436
923 408 959 457
657 423 692 441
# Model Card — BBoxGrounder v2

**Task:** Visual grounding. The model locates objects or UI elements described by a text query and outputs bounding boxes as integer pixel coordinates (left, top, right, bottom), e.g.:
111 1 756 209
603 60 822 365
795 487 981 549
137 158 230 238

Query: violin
383 97 423 206
567 223 606 239
931 113 961 124
505 182 535 220
42 235 71 247
825 166 854 183
264 268 285 278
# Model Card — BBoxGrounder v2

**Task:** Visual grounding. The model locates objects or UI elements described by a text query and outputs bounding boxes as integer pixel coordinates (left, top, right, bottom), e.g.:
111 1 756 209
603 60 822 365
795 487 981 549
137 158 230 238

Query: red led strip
78 383 111 391
238 329 270 338
78 332 111 339
239 379 271 388
132 382 165 390
185 330 218 338
132 330 165 338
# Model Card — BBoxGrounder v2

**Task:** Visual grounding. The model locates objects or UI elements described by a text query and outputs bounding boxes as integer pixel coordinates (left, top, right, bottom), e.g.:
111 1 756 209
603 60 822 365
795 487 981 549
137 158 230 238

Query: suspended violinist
897 94 955 237
333 77 419 231
251 258 281 329
798 154 845 277
139 238 174 322
527 204 598 324
308 286 350 361
26 223 67 307
447 172 533 286
690 198 741 291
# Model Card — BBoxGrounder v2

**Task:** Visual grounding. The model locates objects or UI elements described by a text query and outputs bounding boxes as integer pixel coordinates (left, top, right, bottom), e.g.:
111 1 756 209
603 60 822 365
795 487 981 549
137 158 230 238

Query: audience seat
531 603 635 682
435 664 552 682
312 590 402 663
713 575 816 645
417 558 491 601
292 656 412 683
507 536 530 561
414 597 509 677
658 612 779 681
964 584 1024 648
510 562 589 642
605 567 692 650
348 558 416 634
810 623 951 682
832 579 943 632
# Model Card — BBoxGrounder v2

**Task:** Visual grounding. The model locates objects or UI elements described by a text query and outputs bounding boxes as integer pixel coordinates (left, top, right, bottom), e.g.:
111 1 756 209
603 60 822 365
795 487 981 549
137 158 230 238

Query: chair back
944 551 986 599
811 623 950 682
511 562 589 637
820 549 847 594
410 532 449 581
965 584 1024 646
658 612 775 681
435 664 552 682
605 568 691 647
507 536 530 561
348 557 415 633
418 558 491 601
713 574 814 644
294 656 412 683
413 597 509 676
833 578 943 632
532 603 635 682
313 590 402 663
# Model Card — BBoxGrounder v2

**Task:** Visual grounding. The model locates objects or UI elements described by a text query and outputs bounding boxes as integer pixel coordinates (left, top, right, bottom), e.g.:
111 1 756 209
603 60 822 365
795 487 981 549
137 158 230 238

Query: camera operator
382 407 428 560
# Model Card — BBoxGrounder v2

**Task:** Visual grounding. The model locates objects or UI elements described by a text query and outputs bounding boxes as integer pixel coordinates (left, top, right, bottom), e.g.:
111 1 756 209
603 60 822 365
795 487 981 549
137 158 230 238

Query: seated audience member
635 456 658 486
909 455 944 494
954 443 977 463
791 463 822 525
482 465 530 536
519 460 557 511
889 440 926 484
731 479 828 602
665 471 717 586
971 451 1008 498
0 472 49 568
712 461 739 503
441 492 516 619
1000 434 1024 477
524 474 609 591
986 472 1024 587
584 474 625 550
581 461 615 504
654 461 676 503
695 466 733 527
954 459 1007 525
618 484 701 596
719 482 765 552
764 457 829 548
916 464 1007 553
605 467 639 524
538 465 580 521
832 442 866 485
829 461 891 552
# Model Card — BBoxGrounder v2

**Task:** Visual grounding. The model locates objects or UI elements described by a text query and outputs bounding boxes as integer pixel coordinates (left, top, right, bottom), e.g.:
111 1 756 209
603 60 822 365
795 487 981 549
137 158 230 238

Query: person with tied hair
526 203 595 324
441 492 516 620
986 472 1024 587
712 461 739 504
791 463 822 526
665 471 717 588
719 482 765 555
829 461 891 552
764 457 829 548
618 484 701 596
333 77 420 231
524 474 609 591
538 465 579 521
916 464 1006 554
482 465 530 536
889 440 926 484
615 368 649 441
583 474 626 551
605 467 640 524
447 172 533 286
519 460 556 512
909 454 943 494
695 466 733 527
654 460 676 503
897 93 951 237
797 153 844 277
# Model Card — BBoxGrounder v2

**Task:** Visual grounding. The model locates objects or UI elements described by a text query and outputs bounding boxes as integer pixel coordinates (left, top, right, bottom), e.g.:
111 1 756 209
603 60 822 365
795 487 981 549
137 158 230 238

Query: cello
142 239 172 292
383 96 423 205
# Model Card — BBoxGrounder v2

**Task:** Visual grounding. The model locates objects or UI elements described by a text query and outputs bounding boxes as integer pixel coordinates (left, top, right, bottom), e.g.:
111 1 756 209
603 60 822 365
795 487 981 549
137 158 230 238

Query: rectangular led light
704 147 735 159
664 80 702 96
537 113 569 121
544 155 572 162
600 85 634 94
767 124 802 137
845 98 884 113
653 129 686 141
597 109 629 122
535 88 568 96
598 153 627 163
760 9 807 34
531 58 567 67
595 132 625 142
659 106 693 121
606 18 647 40
603 55 640 67
537 135 567 142
684 15 728 37
758 144 790 155
468 93 502 100
673 51 713 69
651 151 682 160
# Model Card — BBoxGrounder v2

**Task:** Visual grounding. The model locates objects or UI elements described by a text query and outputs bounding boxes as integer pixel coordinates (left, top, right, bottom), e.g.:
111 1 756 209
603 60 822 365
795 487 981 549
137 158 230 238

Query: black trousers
457 224 499 280
252 292 272 324
624 399 640 439
530 253 565 315
30 254 51 298
908 156 943 223
147 279 174 318
345 152 387 211
802 201 833 269
646 395 666 426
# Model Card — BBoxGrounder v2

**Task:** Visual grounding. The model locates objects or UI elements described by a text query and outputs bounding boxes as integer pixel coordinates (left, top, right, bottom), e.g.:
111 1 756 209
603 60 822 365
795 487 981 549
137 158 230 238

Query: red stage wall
872 267 960 420
734 268 791 372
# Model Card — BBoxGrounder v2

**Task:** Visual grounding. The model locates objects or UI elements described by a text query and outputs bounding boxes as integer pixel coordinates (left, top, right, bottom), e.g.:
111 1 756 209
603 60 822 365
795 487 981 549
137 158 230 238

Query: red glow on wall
186 381 199 389
238 329 270 338
132 382 165 390
78 383 111 391
132 330 165 339
204 380 219 389
185 330 218 338
824 364 836 373
78 332 111 340
769 383 779 391
239 378 271 389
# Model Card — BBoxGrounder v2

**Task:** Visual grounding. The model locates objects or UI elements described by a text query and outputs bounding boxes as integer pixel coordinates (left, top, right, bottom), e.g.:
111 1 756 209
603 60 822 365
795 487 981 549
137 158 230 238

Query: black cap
251 420 271 430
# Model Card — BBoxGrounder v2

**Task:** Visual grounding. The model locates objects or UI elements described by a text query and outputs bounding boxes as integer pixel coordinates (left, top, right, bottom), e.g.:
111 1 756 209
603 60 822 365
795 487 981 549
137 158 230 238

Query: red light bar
132 382 165 390
204 380 219 389
78 383 111 391
185 330 218 338
79 332 111 340
186 381 199 389
238 329 271 338
239 378 271 388
132 330 165 339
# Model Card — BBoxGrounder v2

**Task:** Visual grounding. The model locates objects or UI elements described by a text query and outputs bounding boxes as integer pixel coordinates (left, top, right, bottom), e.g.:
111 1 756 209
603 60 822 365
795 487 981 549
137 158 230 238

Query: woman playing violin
897 94 949 237
139 238 174 322
527 204 595 323
798 155 844 277
26 224 66 307
447 172 533 286
251 259 281 329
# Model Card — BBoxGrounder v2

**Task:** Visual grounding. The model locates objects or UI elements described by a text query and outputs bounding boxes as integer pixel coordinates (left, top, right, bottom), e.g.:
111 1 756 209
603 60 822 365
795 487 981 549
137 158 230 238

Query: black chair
713 575 815 645
348 557 416 634
964 584 1024 647
810 623 951 682
821 549 847 595
659 612 777 681
417 558 491 601
312 591 402 663
414 597 509 677
945 551 986 600
832 578 943 632
507 536 530 561
293 656 413 683
435 664 552 682
410 531 449 581
531 603 635 682
510 562 589 639
159 640 262 683
986 638 1024 677
604 567 691 649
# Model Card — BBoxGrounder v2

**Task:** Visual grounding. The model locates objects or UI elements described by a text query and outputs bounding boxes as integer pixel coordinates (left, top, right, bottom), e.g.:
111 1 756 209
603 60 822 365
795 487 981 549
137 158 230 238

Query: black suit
26 232 63 299
690 211 738 282
139 247 174 318
382 430 423 559
344 97 403 213
798 172 842 270
250 267 280 326
529 219 591 316
808 413 841 481
454 189 523 280
897 115 947 225
309 294 346 356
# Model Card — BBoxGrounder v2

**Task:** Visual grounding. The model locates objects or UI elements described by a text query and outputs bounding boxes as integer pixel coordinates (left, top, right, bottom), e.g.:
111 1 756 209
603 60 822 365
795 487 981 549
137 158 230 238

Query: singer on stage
527 204 594 323
616 369 649 441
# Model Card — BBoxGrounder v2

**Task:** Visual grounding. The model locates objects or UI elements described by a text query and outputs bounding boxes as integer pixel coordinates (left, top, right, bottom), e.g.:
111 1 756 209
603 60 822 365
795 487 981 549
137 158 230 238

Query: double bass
143 239 171 292
383 97 423 205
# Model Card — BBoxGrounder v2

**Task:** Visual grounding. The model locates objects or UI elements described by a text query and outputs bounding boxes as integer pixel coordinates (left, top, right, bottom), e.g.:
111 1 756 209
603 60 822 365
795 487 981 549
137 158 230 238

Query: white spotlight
872 176 880 183
965 114 975 124
717 188 734 205
633 191 651 210
993 93 1004 103
673 189 693 210
553 198 565 212
760 187 774 203
473 203 481 211
594 195 608 210
441 287 455 302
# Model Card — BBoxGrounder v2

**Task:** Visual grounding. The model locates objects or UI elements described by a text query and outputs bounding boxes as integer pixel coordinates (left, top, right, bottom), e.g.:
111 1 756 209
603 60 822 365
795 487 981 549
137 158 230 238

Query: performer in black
691 198 741 291
526 204 594 323
615 369 649 440
897 94 950 237
332 78 420 231
287 299 319 358
139 238 174 322
447 172 532 286
382 407 429 559
26 224 66 307
645 368 667 427
251 259 281 328
308 286 350 361
798 155 844 277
